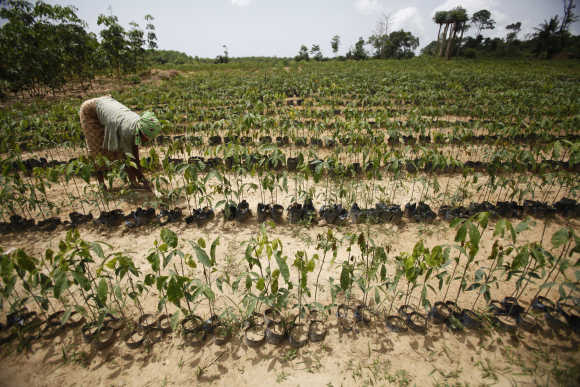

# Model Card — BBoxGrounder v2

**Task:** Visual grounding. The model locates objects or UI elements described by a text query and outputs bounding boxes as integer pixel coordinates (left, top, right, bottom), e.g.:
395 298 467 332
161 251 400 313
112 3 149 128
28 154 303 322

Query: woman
79 95 161 190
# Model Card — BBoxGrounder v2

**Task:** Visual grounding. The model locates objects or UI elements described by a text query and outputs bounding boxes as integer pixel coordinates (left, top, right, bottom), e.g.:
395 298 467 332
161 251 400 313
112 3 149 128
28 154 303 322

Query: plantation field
0 59 579 386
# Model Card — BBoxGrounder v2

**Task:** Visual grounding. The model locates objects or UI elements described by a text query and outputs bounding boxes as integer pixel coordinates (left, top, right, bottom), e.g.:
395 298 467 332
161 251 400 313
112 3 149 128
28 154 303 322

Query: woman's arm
132 143 151 190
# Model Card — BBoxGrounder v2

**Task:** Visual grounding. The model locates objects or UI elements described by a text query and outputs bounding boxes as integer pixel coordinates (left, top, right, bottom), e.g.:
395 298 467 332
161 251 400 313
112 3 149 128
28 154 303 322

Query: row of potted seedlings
1 197 578 234
1 221 578 353
5 153 577 176
2 295 577 351
154 132 580 148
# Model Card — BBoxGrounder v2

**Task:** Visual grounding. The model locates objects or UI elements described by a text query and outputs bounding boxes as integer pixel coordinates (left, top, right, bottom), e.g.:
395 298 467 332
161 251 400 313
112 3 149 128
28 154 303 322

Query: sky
33 0 580 57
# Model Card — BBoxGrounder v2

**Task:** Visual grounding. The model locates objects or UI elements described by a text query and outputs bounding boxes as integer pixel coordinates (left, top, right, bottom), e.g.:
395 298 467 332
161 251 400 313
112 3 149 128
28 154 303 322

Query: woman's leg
79 98 109 190
79 98 103 158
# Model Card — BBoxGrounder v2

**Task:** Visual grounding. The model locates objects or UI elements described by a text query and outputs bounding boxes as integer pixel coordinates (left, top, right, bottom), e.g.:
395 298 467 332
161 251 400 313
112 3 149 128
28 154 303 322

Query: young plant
292 250 315 323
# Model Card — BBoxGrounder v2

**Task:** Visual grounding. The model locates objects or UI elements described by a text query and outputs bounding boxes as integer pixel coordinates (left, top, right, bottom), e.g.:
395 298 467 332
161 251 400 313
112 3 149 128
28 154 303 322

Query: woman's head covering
136 111 161 142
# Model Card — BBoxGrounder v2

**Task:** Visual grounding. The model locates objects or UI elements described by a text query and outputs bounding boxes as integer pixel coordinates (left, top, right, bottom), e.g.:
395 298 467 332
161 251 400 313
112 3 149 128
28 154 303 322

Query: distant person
79 96 161 190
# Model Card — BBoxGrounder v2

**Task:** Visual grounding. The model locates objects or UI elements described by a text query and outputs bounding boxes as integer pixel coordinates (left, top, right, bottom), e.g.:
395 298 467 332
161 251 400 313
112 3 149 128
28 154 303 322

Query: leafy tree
60 24 99 88
532 1 578 58
471 9 495 37
310 44 323 61
533 16 562 58
433 11 448 55
506 22 522 43
346 37 367 60
147 49 194 65
97 14 127 78
0 0 96 95
444 7 469 59
145 14 157 50
127 21 145 71
215 44 229 64
420 40 438 56
295 44 309 61
368 29 419 59
331 35 340 55
559 0 578 35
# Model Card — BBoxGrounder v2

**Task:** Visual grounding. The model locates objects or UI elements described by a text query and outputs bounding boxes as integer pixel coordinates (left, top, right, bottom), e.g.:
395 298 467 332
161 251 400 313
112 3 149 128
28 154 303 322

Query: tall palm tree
445 7 468 59
433 11 448 54
534 16 561 58
439 12 453 57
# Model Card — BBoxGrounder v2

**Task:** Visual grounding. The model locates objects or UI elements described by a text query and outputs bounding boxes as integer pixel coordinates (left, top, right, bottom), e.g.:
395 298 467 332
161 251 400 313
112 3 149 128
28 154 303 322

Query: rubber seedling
190 236 220 319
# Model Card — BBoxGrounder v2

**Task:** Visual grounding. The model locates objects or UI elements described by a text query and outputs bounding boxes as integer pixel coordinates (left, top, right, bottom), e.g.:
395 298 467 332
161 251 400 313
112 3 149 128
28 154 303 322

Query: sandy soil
0 215 578 387
0 317 578 387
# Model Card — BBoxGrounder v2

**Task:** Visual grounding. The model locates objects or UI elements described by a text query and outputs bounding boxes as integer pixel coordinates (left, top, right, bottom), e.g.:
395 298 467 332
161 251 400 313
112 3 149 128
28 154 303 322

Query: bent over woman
79 96 161 190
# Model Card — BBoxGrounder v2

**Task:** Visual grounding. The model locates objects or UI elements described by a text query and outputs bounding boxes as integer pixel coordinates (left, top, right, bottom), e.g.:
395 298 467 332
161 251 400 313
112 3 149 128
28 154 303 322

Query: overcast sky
42 0 580 57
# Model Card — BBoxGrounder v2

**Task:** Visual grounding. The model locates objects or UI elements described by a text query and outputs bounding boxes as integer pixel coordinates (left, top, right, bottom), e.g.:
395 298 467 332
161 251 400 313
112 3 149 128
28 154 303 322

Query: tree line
295 17 420 62
425 1 579 59
297 1 579 61
0 0 158 98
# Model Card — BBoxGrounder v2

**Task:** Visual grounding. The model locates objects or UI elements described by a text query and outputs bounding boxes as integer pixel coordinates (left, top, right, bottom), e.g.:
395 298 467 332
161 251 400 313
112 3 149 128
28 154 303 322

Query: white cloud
354 0 383 15
231 0 253 6
391 7 424 35
434 0 497 13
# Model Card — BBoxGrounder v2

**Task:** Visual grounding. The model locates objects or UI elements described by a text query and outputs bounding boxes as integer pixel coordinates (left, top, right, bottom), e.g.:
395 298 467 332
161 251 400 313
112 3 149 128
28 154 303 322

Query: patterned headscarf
136 111 161 143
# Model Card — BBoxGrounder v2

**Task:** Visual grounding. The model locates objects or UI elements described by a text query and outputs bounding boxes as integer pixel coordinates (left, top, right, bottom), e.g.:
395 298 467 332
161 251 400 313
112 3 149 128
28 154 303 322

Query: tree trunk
439 23 450 57
446 23 458 59
437 23 442 42
457 23 466 56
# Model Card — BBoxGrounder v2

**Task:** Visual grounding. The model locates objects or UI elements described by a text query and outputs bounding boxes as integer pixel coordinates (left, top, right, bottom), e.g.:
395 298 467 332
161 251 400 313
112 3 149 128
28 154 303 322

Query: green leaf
202 285 215 301
450 218 463 228
210 237 220 263
340 265 350 291
256 277 265 291
476 212 489 230
559 284 567 299
512 248 528 271
171 310 180 331
246 296 257 317
552 228 570 249
144 273 155 286
466 283 480 291
71 271 90 291
147 252 160 272
515 219 531 234
53 271 68 299
157 297 166 313
167 277 183 307
508 222 517 244
156 275 168 291
275 252 290 283
97 278 108 306
61 307 72 325
15 250 36 272
105 257 118 270
89 242 105 259
193 245 211 267
455 224 467 243
494 219 507 238
468 223 481 249
161 228 178 248
114 285 123 302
